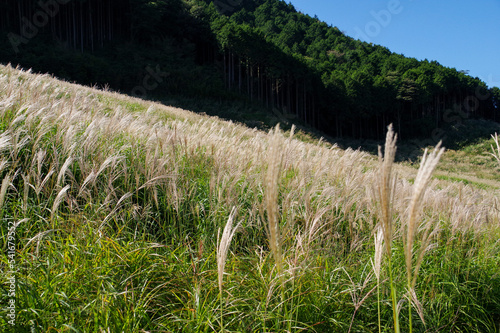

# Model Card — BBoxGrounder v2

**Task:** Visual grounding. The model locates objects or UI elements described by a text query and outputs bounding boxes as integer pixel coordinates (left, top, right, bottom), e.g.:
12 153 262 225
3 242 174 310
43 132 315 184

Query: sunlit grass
0 63 499 332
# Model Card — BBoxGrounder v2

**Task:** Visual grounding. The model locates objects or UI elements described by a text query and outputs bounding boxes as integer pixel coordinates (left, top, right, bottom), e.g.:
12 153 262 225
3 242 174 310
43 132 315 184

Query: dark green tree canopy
0 0 497 140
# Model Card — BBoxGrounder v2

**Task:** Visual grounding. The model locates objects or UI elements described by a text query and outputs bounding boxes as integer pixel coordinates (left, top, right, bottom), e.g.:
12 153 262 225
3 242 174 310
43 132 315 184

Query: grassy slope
0 64 499 332
435 141 500 189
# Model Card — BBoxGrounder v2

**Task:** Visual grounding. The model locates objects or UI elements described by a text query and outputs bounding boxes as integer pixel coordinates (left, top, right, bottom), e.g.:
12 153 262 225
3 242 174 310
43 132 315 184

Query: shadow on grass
327 119 500 163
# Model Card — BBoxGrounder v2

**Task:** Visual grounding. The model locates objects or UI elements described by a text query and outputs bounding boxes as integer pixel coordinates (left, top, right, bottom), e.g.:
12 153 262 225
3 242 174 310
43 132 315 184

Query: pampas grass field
0 63 499 332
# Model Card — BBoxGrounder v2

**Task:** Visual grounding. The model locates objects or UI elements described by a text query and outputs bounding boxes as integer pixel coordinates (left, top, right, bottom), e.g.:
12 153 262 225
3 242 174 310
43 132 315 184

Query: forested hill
1 0 499 141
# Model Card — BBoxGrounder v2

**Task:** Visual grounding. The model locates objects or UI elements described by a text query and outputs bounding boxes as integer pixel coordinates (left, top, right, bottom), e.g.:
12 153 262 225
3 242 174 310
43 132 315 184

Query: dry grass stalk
265 125 284 272
372 226 384 282
375 124 400 333
57 156 74 187
0 174 11 213
217 207 240 294
22 173 30 214
405 143 445 289
217 207 240 332
376 124 398 254
50 185 70 223
102 192 133 225
402 143 444 332
0 133 11 152
372 225 384 333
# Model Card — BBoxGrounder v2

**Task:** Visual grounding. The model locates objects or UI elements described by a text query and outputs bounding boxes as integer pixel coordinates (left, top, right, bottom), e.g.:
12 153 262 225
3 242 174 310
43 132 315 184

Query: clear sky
288 0 500 88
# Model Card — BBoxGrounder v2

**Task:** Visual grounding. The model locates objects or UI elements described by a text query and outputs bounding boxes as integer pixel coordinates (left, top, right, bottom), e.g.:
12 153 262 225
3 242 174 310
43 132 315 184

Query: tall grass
403 142 444 332
217 206 240 332
0 63 498 332
375 125 400 332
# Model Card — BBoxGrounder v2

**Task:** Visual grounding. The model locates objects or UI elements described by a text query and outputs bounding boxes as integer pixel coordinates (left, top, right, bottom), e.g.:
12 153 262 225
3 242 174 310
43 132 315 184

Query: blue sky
288 0 500 88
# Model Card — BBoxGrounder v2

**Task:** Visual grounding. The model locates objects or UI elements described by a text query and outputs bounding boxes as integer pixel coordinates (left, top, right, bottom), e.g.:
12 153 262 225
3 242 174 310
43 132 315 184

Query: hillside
1 0 499 143
0 64 499 332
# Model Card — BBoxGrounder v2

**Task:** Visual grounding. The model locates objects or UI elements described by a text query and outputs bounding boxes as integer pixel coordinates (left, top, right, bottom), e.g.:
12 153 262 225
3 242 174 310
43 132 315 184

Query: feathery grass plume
377 124 398 254
372 226 384 333
102 192 134 226
217 207 240 294
404 143 444 331
0 159 9 175
56 156 74 187
0 174 11 216
22 173 30 214
78 170 97 198
489 132 500 166
375 124 400 333
51 185 70 223
217 207 240 332
0 132 11 152
265 124 284 273
372 227 384 280
405 143 445 285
